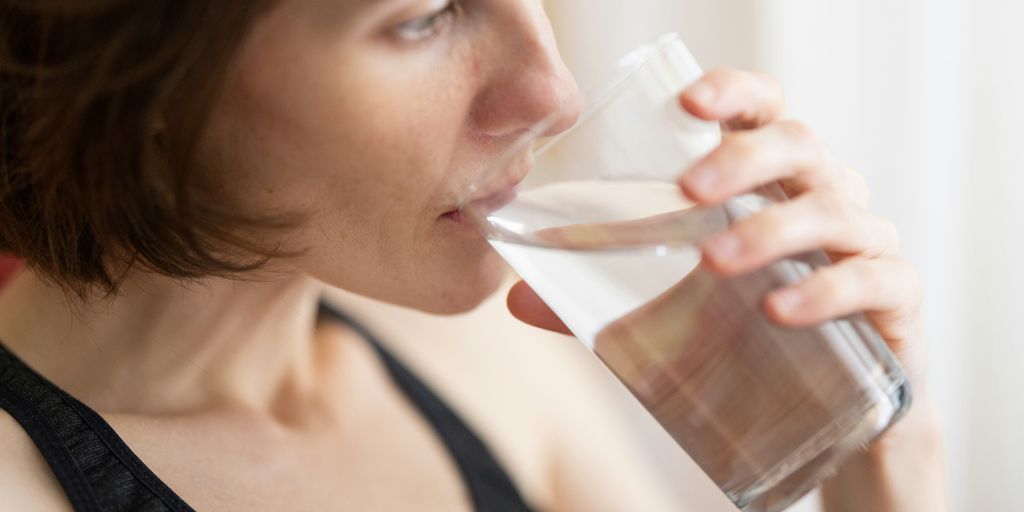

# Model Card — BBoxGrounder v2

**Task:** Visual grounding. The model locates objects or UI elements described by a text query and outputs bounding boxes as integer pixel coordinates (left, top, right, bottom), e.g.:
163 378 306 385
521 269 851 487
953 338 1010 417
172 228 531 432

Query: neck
0 268 331 418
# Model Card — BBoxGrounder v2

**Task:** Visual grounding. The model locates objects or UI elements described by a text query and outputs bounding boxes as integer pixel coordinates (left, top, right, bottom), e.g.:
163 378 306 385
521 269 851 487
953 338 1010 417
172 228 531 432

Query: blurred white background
548 1 1023 510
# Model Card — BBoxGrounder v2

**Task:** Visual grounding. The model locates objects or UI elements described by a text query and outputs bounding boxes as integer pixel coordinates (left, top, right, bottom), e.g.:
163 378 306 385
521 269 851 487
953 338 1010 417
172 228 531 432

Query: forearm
821 398 949 512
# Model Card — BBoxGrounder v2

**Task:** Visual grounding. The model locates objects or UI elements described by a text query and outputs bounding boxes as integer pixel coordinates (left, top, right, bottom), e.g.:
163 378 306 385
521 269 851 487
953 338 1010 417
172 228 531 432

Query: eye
393 1 461 42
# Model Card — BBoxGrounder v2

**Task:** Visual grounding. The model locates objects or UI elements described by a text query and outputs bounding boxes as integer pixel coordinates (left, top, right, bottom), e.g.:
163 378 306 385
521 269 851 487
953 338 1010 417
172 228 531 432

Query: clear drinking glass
459 33 912 511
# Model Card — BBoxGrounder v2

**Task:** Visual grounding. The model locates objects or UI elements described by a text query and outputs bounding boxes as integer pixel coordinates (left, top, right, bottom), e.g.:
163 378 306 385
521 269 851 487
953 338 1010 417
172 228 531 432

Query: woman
0 1 947 511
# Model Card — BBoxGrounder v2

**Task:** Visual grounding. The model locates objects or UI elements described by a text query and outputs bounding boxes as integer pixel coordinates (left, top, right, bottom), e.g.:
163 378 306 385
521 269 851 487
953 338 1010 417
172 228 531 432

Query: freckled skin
196 0 581 315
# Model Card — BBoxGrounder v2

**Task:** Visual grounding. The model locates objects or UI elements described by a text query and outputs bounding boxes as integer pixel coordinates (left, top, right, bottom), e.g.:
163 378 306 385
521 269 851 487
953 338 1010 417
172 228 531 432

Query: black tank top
0 300 537 512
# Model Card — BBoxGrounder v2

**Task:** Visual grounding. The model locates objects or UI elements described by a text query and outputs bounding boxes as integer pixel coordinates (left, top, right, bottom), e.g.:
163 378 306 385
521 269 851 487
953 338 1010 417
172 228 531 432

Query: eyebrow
310 0 417 29
302 0 410 35
336 0 415 16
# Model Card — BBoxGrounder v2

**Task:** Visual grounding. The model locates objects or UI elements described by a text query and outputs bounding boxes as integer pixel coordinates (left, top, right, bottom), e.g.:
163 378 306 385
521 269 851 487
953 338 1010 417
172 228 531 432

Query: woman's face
199 0 582 314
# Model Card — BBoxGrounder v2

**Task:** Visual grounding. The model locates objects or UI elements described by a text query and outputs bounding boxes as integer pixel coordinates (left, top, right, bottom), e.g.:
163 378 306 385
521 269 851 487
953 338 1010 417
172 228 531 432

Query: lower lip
443 187 518 233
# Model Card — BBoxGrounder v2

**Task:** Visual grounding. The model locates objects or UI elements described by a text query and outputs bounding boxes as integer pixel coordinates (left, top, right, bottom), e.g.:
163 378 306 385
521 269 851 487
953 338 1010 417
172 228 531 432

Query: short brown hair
0 1 297 300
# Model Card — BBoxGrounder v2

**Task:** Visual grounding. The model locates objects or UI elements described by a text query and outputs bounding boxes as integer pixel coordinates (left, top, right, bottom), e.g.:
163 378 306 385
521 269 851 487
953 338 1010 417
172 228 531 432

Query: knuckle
720 131 759 164
859 214 901 257
851 259 882 289
743 210 788 249
705 67 744 85
814 189 858 224
835 261 879 308
875 259 924 326
762 209 792 238
777 120 829 170
810 268 851 305
777 119 818 146
752 70 786 104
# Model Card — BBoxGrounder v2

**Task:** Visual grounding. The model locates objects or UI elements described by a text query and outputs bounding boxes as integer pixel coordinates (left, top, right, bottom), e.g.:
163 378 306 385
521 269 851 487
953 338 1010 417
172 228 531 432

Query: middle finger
678 120 862 205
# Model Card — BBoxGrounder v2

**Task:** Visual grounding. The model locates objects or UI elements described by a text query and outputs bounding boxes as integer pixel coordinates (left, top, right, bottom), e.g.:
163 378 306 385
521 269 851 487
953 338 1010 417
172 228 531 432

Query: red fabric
0 257 22 287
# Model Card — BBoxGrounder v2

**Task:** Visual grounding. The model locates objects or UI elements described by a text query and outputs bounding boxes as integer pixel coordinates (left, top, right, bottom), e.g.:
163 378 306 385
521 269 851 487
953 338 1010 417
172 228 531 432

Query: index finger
680 68 785 131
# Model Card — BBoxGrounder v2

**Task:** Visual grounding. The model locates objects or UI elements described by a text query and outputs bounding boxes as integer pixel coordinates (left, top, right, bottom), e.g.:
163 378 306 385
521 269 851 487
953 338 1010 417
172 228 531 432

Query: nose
469 7 583 141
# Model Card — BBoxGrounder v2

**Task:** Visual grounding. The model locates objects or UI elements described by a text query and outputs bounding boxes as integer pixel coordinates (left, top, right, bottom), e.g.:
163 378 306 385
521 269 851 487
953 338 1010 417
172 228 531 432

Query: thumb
506 280 573 336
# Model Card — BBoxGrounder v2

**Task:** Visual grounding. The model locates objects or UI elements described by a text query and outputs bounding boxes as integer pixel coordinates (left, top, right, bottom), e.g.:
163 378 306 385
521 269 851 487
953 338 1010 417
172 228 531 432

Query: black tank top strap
317 300 537 512
0 300 537 512
0 342 193 512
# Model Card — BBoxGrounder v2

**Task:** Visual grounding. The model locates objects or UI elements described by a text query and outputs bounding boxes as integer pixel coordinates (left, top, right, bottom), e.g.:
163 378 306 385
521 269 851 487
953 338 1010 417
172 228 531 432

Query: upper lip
440 149 532 214
452 151 533 211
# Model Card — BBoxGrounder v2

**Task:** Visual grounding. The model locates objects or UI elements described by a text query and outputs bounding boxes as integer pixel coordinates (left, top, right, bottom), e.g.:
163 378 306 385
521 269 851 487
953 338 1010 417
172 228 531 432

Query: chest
104 371 474 511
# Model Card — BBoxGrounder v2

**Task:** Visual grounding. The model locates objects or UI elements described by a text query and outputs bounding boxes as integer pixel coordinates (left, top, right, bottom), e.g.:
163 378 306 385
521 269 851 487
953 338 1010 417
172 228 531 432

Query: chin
413 251 511 315
322 238 512 316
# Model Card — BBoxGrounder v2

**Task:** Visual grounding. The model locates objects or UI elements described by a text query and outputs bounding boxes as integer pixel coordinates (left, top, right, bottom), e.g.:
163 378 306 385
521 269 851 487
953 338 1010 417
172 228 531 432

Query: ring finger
701 190 901 276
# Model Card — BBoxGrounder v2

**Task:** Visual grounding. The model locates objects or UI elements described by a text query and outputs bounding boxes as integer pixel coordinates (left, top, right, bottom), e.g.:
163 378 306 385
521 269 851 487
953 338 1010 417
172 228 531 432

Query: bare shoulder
323 280 732 511
0 410 73 512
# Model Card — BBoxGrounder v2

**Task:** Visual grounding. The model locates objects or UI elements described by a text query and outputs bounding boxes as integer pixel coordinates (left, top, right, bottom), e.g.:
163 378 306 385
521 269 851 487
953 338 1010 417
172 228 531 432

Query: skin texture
0 0 947 511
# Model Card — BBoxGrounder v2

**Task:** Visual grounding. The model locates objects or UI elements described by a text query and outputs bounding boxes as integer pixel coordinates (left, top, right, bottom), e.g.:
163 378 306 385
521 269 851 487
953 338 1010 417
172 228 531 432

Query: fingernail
770 289 804 317
703 232 743 262
686 80 717 108
683 164 719 198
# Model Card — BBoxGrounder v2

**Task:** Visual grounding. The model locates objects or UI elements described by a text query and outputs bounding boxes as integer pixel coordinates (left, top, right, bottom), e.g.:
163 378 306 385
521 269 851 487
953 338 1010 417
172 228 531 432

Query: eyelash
394 1 461 42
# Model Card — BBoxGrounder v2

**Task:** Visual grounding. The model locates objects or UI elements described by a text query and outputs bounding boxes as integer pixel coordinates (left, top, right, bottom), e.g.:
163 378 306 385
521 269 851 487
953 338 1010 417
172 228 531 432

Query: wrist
868 395 944 457
821 396 949 512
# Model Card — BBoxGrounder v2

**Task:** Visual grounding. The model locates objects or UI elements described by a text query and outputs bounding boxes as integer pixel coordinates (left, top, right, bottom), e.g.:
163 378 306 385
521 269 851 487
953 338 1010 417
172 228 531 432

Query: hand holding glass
459 34 911 512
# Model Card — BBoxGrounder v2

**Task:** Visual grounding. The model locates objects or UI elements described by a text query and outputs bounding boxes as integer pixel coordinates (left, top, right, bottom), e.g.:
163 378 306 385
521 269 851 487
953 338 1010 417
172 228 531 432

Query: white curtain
550 1 1023 511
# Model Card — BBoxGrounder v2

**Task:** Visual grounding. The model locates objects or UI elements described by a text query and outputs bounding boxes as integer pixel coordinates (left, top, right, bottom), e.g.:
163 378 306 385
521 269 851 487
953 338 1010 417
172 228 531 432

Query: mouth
441 209 474 228
440 183 518 230
442 151 533 217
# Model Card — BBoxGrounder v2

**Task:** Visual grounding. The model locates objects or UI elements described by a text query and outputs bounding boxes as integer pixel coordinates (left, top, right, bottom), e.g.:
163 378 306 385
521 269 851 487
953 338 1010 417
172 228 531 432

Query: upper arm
0 410 74 512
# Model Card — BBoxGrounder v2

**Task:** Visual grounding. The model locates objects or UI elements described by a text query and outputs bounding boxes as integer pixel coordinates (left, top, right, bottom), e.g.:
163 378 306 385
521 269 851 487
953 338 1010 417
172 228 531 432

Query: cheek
203 25 506 311
201 100 510 314
202 69 456 228
297 206 510 315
